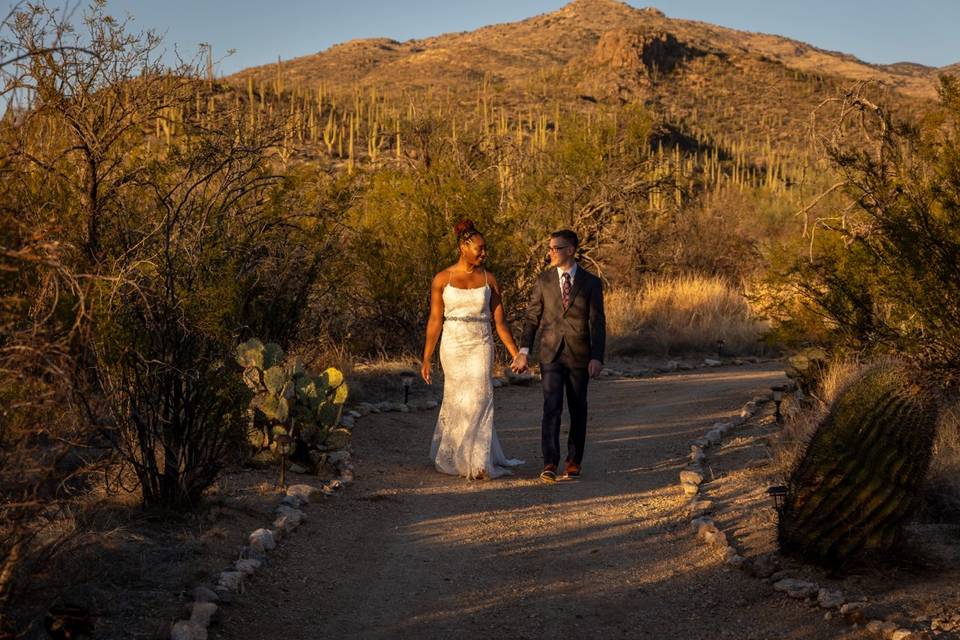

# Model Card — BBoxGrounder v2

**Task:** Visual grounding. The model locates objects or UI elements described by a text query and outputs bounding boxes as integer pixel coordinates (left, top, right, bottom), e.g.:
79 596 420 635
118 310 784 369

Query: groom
513 230 606 483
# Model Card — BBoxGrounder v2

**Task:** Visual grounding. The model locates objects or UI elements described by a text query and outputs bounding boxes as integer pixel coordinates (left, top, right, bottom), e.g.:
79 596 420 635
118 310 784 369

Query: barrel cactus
236 338 348 461
778 363 938 568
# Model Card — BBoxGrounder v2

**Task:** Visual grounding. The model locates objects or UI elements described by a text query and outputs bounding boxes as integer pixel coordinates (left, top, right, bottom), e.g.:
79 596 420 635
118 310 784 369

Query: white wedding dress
430 280 524 479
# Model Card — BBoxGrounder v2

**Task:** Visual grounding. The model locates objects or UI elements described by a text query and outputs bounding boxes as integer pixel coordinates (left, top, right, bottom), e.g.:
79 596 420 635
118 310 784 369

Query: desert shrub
773 78 960 372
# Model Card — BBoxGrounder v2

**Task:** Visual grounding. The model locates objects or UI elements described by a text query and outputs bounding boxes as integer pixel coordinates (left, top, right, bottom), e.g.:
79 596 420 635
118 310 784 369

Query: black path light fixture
716 338 725 359
767 485 787 514
771 384 787 424
275 432 294 491
400 370 416 405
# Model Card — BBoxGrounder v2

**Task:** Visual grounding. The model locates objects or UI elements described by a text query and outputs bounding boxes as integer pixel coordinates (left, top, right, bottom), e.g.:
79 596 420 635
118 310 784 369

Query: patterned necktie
561 272 571 310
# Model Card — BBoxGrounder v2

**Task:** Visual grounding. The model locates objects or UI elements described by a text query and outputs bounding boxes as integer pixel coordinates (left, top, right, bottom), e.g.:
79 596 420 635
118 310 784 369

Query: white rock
817 588 845 610
726 553 745 568
690 517 714 532
171 620 208 640
773 578 819 599
704 358 722 366
280 494 304 509
234 559 261 576
190 602 219 627
286 484 320 503
703 527 727 547
866 621 897 634
680 469 704 485
840 602 866 615
681 482 699 496
274 514 298 533
493 379 504 388
217 571 244 593
665 361 680 371
424 400 439 409
339 415 355 428
192 586 219 604
275 505 306 525
347 410 362 418
888 630 913 640
713 422 734 435
692 519 726 546
248 528 275 553
740 401 757 417
327 479 343 491
338 469 355 484
688 499 713 515
326 451 350 465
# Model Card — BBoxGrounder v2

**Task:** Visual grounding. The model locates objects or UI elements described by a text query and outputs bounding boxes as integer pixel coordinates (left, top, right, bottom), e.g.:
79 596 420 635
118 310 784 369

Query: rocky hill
222 0 955 179
228 0 948 103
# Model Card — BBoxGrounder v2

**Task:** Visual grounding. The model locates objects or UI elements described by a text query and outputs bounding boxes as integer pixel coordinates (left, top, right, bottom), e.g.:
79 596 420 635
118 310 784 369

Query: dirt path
215 363 847 640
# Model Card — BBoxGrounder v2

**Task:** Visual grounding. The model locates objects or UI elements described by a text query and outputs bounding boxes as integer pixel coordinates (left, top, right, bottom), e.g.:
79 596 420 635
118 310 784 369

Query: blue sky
37 1 960 75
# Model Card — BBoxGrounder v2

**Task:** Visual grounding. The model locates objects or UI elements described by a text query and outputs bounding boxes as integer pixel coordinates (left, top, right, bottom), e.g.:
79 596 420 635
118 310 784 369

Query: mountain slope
228 0 946 102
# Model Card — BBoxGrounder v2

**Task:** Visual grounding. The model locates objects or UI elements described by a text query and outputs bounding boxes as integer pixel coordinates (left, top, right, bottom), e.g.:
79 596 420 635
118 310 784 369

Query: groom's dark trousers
541 344 589 466
521 265 605 468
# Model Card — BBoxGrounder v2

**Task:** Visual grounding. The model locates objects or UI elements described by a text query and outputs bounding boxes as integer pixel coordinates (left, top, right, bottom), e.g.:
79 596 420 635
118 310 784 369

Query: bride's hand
421 360 432 385
511 353 528 373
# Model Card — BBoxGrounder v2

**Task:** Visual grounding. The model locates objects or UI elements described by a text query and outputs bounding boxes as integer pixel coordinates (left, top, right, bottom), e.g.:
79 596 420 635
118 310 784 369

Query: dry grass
773 358 867 477
926 401 960 521
605 275 767 356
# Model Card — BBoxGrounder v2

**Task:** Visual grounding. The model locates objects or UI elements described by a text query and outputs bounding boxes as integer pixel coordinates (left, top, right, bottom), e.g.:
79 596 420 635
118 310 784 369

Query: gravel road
216 363 847 640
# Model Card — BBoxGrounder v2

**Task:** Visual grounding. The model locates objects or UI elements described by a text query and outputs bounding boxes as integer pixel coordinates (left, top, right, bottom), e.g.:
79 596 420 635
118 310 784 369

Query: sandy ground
214 363 859 639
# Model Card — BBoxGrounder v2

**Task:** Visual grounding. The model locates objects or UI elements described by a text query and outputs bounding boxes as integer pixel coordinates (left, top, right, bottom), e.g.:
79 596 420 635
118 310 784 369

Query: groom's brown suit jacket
520 266 606 368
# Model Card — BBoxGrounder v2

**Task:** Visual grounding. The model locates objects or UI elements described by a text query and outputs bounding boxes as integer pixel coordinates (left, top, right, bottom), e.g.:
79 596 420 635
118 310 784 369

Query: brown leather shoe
539 464 558 483
562 461 581 480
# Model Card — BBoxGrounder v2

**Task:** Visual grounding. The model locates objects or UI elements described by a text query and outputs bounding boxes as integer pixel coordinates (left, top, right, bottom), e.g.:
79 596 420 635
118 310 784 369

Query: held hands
421 359 432 385
510 352 528 374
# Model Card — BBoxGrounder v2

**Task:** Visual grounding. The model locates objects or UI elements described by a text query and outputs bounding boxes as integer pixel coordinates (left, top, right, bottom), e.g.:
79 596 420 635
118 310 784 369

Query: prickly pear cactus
778 363 938 568
235 339 349 466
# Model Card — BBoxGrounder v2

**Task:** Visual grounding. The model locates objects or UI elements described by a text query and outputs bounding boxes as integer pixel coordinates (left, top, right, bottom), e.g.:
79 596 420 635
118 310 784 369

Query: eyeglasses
548 245 571 253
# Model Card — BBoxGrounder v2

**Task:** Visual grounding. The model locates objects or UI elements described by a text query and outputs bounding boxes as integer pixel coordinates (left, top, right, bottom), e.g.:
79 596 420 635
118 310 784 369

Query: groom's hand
588 359 603 378
511 353 528 373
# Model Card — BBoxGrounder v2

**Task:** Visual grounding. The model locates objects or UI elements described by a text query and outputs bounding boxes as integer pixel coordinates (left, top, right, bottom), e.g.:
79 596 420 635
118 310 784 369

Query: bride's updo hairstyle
453 218 482 246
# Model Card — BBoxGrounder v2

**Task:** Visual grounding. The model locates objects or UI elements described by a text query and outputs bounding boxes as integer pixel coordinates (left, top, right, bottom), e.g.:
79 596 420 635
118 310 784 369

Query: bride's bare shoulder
431 267 455 287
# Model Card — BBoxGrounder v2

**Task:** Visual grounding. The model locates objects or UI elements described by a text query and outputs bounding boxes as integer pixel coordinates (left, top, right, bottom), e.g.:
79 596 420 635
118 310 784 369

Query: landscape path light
400 370 416 405
767 485 787 514
716 338 725 359
772 384 787 424
275 433 294 491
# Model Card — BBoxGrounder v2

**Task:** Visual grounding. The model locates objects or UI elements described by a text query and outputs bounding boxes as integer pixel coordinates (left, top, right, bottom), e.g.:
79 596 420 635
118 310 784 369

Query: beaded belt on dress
444 316 490 322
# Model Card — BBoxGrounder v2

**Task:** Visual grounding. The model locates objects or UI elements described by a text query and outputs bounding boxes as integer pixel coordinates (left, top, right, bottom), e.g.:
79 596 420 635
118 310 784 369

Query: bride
421 219 524 479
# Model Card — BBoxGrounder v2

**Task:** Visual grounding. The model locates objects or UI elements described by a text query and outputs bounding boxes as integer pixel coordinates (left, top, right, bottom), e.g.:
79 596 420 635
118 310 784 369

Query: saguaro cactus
778 363 938 568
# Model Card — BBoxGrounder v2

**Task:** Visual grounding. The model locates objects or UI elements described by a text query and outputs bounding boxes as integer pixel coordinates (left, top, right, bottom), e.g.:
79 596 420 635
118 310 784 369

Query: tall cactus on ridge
778 363 938 568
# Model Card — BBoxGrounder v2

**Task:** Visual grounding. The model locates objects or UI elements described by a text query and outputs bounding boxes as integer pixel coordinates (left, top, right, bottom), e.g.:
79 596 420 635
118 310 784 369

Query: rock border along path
682 397 933 640
169 356 786 640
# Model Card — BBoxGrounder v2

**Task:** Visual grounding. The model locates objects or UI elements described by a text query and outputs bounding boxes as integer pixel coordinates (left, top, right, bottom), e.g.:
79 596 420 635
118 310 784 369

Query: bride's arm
489 274 520 360
421 273 445 384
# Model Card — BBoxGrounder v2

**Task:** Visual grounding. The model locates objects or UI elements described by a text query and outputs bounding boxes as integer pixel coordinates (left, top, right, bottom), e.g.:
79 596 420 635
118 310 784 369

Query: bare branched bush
1 2 348 632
